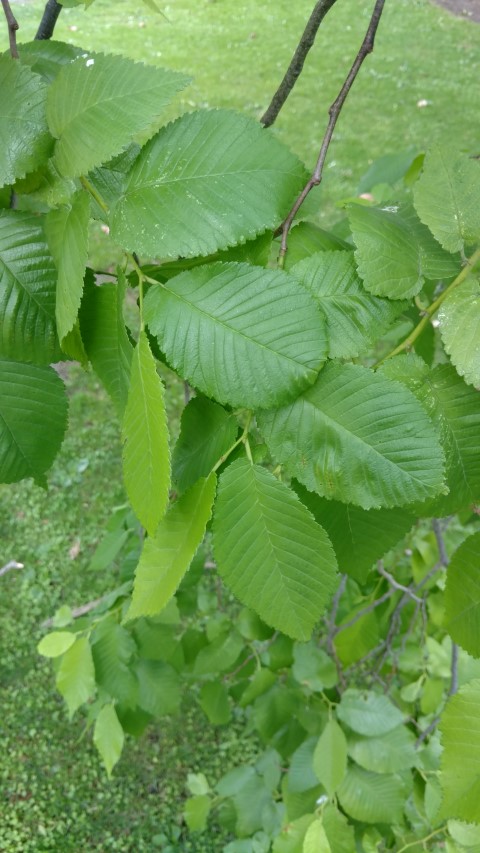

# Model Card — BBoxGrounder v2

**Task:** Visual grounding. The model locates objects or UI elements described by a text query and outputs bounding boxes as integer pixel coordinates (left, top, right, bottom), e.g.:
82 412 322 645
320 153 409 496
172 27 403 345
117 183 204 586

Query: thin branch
375 246 480 367
35 0 63 41
41 597 103 628
332 588 394 636
432 521 460 697
326 573 347 690
449 641 459 696
1 0 19 58
0 559 24 577
277 0 386 262
377 562 422 604
261 0 339 128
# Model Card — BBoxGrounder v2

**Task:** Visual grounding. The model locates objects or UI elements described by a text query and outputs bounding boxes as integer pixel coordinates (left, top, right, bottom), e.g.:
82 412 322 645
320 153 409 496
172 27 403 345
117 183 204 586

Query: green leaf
184 795 211 832
258 362 445 510
44 189 89 351
47 52 189 177
380 358 480 515
292 642 338 691
283 222 350 270
0 56 52 187
294 482 414 584
93 703 124 778
440 678 480 822
0 211 62 364
213 459 338 641
337 689 404 737
37 631 76 658
438 279 480 389
398 202 461 280
291 251 407 359
134 659 181 717
348 203 423 299
337 765 409 824
125 473 216 621
193 631 244 676
347 725 418 773
122 332 170 535
303 820 331 853
444 532 480 657
87 145 140 219
312 718 347 796
287 738 320 794
273 815 315 853
414 145 480 253
187 773 210 796
172 397 238 493
0 360 68 485
16 39 84 84
145 262 327 409
199 681 231 725
80 269 133 417
322 805 356 853
111 109 308 258
56 637 96 718
91 617 138 705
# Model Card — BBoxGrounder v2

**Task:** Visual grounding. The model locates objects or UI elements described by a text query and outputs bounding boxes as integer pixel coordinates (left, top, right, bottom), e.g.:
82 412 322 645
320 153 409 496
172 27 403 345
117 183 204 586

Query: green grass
10 0 480 219
2 0 480 849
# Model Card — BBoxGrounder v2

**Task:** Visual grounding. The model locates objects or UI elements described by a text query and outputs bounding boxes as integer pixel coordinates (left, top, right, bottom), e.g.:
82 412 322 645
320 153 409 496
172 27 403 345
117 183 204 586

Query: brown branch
41 597 103 628
35 0 63 41
261 0 339 128
277 0 386 262
1 0 19 58
0 559 24 577
326 573 347 690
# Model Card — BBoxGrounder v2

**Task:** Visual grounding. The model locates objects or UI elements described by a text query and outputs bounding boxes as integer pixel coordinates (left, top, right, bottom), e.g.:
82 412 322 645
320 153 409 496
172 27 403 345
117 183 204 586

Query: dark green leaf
444 532 480 657
213 459 338 641
111 109 307 258
199 681 231 725
439 678 480 822
135 659 181 717
144 262 327 409
172 397 237 493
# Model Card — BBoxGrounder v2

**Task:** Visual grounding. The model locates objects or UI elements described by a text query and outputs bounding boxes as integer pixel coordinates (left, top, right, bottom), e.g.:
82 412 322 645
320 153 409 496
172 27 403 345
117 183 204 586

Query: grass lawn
1 0 480 850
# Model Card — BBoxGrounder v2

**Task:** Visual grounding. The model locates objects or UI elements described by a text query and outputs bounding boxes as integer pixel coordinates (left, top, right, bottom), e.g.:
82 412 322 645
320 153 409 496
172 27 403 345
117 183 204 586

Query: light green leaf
348 203 423 299
337 765 409 824
448 820 480 849
283 221 350 270
287 738 320 794
0 360 68 485
438 279 480 388
322 805 356 853
337 688 404 736
135 659 182 717
125 473 216 621
258 362 445 510
399 203 461 280
199 681 231 725
445 532 480 657
0 56 52 187
16 39 84 84
88 145 140 219
122 332 170 535
303 819 331 853
347 725 418 773
37 631 76 658
45 189 89 350
212 459 338 641
56 637 96 718
294 482 414 584
47 52 189 177
380 358 480 515
91 617 138 705
184 795 211 832
313 718 347 796
440 679 480 822
193 631 244 676
93 703 124 778
414 145 480 253
292 642 338 691
111 109 308 258
291 251 407 359
0 211 62 364
172 397 238 493
273 815 315 853
187 773 210 796
144 262 327 409
80 269 133 417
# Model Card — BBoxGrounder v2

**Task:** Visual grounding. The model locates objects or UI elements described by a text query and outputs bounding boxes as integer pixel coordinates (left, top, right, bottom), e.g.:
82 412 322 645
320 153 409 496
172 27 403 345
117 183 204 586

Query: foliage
1 1 480 851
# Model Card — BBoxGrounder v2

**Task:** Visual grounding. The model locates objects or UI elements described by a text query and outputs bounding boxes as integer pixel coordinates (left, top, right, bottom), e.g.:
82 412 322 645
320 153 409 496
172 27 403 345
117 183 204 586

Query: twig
223 633 278 682
41 597 102 628
377 562 422 604
332 588 394 636
277 0 386 262
1 0 19 58
35 0 63 40
0 560 24 577
261 0 339 128
375 246 480 367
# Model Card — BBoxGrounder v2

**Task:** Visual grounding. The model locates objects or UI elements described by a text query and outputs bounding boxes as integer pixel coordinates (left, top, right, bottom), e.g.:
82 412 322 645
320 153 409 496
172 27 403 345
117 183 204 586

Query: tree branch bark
261 0 339 128
1 0 19 58
277 0 386 262
35 0 63 41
